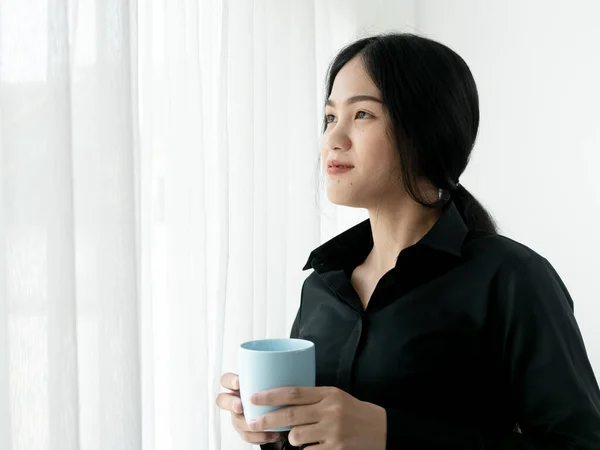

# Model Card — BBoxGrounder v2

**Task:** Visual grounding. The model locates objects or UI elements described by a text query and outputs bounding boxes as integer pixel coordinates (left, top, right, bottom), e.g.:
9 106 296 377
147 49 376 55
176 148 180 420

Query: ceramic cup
238 338 315 432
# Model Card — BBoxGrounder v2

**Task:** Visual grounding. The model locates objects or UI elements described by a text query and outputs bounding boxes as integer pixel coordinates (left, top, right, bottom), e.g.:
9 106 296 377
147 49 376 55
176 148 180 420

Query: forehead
329 56 380 100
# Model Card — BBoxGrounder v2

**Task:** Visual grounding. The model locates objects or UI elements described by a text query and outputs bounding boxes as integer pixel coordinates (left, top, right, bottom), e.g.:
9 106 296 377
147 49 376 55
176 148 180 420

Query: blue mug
239 338 315 432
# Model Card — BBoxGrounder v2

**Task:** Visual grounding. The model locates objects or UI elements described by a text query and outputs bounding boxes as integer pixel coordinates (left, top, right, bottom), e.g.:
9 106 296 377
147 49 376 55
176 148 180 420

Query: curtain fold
0 1 415 448
46 1 80 448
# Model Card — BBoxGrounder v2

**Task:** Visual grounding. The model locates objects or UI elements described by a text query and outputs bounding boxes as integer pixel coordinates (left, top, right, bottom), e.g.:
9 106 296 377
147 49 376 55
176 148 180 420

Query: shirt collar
302 201 468 272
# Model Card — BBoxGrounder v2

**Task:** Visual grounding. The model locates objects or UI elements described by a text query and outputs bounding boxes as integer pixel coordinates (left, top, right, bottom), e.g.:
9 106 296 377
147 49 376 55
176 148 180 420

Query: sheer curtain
0 0 416 449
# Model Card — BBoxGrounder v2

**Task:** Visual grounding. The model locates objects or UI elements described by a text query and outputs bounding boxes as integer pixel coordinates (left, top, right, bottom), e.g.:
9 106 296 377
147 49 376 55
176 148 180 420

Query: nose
323 123 352 152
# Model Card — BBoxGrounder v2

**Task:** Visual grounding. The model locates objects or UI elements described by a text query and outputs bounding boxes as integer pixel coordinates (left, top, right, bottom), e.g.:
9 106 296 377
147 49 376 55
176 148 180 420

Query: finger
216 392 243 414
231 411 253 432
251 386 325 407
231 413 283 444
231 412 247 432
220 372 240 391
239 430 283 445
248 405 318 432
288 422 325 448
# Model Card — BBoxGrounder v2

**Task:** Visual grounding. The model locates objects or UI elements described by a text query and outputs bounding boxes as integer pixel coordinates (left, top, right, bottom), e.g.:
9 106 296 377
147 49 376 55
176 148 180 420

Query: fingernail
250 394 258 404
248 419 258 431
234 401 243 414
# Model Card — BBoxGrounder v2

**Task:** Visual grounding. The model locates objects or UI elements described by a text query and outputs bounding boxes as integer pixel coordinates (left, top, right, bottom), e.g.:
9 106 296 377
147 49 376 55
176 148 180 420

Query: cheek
362 138 397 173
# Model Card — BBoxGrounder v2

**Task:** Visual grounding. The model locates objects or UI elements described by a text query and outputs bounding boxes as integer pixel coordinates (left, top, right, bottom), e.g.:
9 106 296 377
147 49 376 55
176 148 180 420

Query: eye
356 110 372 119
325 114 336 124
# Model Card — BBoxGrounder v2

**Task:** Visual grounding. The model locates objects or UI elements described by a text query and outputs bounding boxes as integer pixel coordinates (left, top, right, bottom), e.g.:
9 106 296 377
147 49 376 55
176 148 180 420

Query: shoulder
463 230 549 270
464 230 570 299
466 231 573 312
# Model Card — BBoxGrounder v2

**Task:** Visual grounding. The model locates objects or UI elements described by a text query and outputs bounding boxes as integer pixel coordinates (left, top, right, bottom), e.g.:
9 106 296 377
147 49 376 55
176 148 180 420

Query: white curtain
0 0 416 449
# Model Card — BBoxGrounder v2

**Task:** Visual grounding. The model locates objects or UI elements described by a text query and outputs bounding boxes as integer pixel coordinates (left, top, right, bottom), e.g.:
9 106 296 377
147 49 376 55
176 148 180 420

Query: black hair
322 32 497 234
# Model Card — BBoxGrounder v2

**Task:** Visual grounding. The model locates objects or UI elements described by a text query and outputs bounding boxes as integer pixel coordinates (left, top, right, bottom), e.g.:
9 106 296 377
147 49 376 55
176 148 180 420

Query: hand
248 386 387 450
215 373 284 446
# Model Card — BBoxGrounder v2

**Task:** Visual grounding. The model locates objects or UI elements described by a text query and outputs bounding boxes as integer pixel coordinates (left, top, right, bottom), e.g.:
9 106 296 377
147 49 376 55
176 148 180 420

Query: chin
326 190 364 208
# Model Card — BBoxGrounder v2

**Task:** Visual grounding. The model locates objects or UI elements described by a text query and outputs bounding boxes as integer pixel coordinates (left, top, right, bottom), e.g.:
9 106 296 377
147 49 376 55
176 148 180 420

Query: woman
216 33 600 449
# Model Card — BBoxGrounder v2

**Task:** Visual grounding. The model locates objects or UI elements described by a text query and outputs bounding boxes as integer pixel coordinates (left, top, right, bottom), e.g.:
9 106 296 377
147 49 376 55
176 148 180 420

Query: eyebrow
326 95 383 107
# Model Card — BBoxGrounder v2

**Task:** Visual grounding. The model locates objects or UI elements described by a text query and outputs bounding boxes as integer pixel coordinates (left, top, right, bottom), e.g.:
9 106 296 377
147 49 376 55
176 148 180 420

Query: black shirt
265 201 600 450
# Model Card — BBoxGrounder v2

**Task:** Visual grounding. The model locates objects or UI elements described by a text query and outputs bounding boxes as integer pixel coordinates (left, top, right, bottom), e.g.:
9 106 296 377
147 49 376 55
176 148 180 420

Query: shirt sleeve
385 254 600 449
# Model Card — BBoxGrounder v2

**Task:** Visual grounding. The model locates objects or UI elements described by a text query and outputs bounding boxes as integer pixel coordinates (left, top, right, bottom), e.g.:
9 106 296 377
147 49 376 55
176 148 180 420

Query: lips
326 161 354 175
327 160 354 169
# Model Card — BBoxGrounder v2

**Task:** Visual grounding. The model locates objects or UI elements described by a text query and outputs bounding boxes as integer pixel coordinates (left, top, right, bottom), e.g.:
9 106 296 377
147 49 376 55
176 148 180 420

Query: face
320 56 401 209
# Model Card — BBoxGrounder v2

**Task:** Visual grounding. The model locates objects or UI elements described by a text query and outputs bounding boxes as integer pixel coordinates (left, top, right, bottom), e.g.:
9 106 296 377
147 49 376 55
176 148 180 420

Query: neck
365 194 442 273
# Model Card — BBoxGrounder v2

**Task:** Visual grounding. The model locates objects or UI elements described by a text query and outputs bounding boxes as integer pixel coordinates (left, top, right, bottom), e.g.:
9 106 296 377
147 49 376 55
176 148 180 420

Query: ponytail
450 185 497 234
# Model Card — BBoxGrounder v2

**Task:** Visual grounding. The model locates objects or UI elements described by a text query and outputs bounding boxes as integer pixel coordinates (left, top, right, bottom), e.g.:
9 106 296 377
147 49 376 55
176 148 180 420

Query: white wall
414 1 600 373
